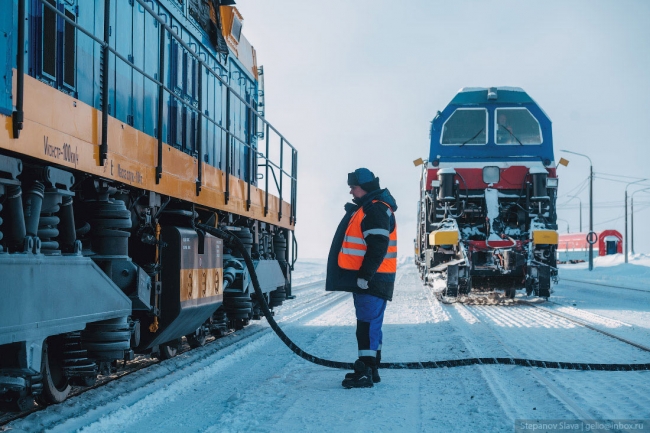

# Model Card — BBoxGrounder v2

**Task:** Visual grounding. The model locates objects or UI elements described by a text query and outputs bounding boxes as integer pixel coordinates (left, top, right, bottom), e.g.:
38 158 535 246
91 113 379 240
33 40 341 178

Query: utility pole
625 179 647 263
631 187 650 256
562 150 594 270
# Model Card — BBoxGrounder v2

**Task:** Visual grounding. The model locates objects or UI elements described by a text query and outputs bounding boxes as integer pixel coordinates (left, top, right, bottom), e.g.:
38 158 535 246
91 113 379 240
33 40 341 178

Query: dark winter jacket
326 189 398 301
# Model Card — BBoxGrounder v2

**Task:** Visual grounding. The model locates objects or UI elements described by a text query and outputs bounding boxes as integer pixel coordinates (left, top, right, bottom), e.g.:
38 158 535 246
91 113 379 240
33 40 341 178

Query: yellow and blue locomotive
0 0 298 408
415 87 558 299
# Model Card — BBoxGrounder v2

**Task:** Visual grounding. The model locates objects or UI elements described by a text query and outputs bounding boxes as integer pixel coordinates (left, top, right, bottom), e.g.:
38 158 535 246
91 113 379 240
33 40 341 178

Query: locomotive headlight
546 177 559 188
483 166 500 184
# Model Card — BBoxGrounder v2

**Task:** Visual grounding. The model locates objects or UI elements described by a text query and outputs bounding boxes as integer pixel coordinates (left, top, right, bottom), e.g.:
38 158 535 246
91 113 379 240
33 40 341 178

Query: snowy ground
4 255 650 433
558 253 650 290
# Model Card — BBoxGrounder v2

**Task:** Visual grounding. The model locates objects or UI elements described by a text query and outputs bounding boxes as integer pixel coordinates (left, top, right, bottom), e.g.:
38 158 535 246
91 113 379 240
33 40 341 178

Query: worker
326 168 398 388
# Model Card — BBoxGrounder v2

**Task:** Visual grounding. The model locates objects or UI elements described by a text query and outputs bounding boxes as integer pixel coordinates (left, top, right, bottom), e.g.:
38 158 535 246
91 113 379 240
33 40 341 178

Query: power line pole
589 163 593 270
631 188 650 255
625 179 647 263
562 150 594 271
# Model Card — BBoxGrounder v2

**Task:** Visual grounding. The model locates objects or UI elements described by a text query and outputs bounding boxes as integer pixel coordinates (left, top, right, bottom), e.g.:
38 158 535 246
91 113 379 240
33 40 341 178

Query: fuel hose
198 224 650 372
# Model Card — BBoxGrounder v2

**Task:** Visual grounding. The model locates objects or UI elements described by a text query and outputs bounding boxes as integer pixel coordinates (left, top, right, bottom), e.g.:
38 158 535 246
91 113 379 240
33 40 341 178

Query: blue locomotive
0 0 298 408
415 87 558 299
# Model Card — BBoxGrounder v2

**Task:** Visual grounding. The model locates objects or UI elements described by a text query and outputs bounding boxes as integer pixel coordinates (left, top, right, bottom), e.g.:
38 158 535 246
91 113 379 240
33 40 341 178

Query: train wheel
37 338 71 405
158 339 181 360
185 327 208 348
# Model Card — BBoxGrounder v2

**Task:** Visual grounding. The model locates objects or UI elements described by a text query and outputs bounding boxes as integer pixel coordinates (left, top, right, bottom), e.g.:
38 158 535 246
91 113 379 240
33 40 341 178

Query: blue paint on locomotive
429 87 554 164
0 0 16 116
22 0 259 183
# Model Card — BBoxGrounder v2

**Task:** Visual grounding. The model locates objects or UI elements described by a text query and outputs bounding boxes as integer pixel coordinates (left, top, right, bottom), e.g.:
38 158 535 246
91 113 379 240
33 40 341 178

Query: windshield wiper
498 123 523 145
459 128 484 146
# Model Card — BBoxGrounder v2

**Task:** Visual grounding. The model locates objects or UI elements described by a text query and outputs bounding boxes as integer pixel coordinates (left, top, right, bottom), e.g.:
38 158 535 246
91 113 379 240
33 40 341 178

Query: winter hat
347 168 381 193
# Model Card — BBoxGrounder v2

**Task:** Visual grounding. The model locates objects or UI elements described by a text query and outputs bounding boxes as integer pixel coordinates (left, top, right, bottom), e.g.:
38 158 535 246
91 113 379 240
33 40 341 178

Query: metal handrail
134 0 297 150
258 163 281 193
35 0 297 220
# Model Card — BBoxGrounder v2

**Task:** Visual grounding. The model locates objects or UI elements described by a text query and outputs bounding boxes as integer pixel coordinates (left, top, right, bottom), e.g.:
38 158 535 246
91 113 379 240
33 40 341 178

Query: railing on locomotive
33 0 297 224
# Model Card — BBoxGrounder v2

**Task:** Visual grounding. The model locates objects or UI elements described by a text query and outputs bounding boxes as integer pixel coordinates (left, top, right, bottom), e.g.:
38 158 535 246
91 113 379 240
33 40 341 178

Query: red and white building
557 230 623 263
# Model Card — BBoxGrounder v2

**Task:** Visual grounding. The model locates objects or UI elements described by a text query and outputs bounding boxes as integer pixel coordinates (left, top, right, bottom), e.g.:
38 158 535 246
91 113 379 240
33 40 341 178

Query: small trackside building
557 230 623 263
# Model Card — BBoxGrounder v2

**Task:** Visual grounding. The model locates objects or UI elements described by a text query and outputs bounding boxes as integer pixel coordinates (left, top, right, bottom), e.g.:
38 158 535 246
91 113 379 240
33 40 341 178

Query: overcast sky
236 0 650 259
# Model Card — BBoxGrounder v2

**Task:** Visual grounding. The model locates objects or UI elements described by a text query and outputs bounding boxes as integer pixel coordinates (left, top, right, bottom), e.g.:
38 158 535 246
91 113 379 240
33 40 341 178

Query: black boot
342 359 373 389
345 355 381 383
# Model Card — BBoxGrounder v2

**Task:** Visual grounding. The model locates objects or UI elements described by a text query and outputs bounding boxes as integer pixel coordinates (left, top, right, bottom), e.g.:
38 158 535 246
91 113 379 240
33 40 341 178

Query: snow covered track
7 263 648 429
289 268 650 372
518 300 650 353
560 278 650 294
260 276 650 371
3 280 343 431
0 280 334 429
4 262 650 432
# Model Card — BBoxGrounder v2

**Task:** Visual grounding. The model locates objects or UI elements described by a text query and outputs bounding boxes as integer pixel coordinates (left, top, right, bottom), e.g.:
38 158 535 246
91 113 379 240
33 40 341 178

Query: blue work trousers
353 293 387 357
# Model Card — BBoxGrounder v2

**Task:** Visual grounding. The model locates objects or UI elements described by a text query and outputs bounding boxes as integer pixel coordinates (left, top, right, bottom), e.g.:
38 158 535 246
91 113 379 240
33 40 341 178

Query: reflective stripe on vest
338 201 398 273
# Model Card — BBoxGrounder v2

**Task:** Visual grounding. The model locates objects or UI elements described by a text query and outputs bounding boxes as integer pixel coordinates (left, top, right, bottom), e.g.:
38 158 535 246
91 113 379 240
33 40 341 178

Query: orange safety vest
338 201 397 273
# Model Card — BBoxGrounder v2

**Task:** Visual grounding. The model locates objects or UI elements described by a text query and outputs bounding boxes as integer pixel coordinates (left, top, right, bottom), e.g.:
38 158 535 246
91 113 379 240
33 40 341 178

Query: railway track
457 304 649 419
419 273 581 422
433 275 650 355
0 280 331 428
5 269 647 429
419 267 650 422
454 302 597 421
518 300 650 353
560 278 650 294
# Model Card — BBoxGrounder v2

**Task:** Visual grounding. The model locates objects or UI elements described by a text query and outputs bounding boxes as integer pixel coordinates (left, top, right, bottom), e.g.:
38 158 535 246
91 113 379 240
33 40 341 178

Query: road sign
586 231 598 245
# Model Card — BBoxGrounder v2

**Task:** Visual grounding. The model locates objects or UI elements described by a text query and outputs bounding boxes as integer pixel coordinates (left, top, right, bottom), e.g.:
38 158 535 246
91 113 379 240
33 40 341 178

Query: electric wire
594 172 649 181
556 176 589 202
593 175 650 187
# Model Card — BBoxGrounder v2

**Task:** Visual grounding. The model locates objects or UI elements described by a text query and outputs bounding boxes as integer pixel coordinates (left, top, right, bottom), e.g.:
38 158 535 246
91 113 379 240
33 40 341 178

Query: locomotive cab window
495 108 542 145
440 108 487 145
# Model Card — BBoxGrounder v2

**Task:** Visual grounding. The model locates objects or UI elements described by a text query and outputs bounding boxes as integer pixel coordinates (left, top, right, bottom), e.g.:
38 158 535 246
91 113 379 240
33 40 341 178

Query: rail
559 278 650 293
519 299 650 353
28 0 297 225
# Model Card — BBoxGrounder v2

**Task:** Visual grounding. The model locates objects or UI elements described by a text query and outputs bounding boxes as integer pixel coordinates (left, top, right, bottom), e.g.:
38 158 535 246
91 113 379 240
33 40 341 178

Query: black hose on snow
198 224 650 373
199 224 352 369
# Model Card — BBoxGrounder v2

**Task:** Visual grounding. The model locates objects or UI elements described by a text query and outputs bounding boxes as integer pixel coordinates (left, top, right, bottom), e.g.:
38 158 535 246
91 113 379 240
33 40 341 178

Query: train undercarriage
0 153 294 410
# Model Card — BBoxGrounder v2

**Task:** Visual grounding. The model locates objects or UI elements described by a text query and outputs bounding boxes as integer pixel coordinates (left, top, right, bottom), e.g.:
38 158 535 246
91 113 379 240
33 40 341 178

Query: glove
357 278 369 289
